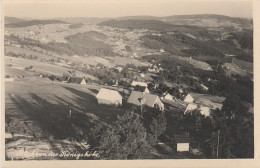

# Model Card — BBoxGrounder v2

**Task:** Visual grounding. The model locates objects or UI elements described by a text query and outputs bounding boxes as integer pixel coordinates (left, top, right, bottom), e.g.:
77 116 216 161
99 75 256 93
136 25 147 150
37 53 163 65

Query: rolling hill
115 14 252 28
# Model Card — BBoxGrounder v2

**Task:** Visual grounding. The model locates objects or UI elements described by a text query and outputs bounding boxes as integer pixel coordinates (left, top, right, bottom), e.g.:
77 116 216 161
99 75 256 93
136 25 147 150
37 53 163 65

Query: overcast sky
4 0 253 19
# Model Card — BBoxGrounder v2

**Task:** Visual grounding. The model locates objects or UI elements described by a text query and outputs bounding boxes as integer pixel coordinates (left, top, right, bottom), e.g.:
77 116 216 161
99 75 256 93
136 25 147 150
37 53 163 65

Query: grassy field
233 58 253 73
5 56 98 80
5 75 128 159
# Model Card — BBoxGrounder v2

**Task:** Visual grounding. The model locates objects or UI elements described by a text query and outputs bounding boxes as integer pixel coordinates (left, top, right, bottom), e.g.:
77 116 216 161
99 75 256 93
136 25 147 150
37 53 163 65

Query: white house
131 81 148 88
183 94 194 103
163 92 174 101
184 103 198 114
174 135 190 152
160 48 166 53
199 105 211 117
140 73 145 78
96 88 122 106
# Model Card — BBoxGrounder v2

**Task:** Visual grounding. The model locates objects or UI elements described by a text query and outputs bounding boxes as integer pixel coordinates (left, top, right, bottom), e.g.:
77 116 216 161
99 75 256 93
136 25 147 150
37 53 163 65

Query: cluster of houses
94 80 214 152
95 80 212 116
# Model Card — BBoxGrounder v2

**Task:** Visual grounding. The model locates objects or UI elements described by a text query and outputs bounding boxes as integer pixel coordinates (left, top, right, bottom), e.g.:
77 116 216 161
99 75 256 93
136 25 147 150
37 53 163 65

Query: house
131 81 148 88
140 73 145 78
199 105 211 117
127 91 164 111
174 134 190 152
163 92 174 101
160 48 166 53
184 103 198 114
183 94 194 103
96 88 122 106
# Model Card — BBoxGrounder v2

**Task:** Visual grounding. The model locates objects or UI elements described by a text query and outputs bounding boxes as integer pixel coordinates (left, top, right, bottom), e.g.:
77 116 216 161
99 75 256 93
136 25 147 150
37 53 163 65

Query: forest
6 32 115 56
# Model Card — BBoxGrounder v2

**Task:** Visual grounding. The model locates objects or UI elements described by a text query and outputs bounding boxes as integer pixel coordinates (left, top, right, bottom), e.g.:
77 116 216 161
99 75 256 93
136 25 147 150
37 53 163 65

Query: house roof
96 88 122 100
127 91 159 107
184 94 194 102
174 134 190 143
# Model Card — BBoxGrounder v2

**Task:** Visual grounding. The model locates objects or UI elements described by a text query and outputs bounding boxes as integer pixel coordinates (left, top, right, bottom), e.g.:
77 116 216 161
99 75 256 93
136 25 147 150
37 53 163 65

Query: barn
96 88 122 106
127 91 164 111
174 134 190 152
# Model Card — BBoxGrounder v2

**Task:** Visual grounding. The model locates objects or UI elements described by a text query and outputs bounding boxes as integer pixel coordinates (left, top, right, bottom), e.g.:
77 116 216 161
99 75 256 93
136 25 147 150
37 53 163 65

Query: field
5 74 129 159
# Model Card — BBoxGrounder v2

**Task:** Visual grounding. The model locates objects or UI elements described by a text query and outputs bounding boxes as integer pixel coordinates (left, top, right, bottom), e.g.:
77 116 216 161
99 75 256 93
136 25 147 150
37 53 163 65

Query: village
4 13 254 160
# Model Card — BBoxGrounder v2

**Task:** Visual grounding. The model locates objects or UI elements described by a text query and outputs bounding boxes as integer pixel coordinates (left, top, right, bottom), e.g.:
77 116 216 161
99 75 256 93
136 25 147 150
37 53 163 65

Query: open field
5 76 128 159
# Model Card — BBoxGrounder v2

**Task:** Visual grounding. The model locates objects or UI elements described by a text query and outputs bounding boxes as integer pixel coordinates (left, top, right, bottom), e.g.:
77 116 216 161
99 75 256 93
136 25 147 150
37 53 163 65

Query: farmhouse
183 94 194 103
174 134 190 152
131 81 148 88
127 91 164 111
96 88 122 106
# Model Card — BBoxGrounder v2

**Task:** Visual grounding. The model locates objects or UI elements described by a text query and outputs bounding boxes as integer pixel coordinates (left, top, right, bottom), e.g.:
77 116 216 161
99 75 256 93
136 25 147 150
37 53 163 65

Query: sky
3 0 253 19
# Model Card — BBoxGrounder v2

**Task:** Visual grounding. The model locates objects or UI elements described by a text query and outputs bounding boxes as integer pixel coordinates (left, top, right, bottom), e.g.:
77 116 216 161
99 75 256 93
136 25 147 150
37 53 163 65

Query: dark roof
174 134 190 143
127 91 159 107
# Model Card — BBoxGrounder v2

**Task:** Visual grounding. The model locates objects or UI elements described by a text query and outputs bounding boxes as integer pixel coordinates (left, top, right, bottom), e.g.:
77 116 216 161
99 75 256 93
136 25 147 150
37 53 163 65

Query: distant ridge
5 19 68 28
5 14 252 28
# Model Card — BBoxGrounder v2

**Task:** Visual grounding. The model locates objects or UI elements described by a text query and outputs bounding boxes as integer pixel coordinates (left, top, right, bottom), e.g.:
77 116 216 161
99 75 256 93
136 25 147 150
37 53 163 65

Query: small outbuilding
96 88 122 106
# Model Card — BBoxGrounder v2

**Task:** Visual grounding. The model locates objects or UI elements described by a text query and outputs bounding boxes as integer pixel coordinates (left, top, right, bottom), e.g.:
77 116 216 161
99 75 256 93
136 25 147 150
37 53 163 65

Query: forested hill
5 19 68 28
4 16 26 24
98 19 197 32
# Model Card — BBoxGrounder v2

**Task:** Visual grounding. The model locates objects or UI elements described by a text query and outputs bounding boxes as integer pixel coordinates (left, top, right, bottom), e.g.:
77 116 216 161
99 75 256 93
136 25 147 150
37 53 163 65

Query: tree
98 111 152 159
142 107 167 145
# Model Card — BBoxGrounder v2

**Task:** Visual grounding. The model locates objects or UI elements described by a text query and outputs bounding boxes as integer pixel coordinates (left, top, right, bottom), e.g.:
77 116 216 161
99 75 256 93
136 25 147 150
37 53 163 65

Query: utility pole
216 129 220 158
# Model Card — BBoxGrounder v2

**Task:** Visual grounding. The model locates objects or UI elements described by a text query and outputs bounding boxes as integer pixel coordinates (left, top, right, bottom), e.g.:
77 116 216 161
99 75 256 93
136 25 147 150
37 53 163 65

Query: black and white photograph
1 0 259 166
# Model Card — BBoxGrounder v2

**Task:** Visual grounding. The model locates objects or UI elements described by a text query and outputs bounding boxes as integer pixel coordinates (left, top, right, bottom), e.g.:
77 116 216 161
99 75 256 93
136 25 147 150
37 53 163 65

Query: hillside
6 31 115 56
98 19 201 32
